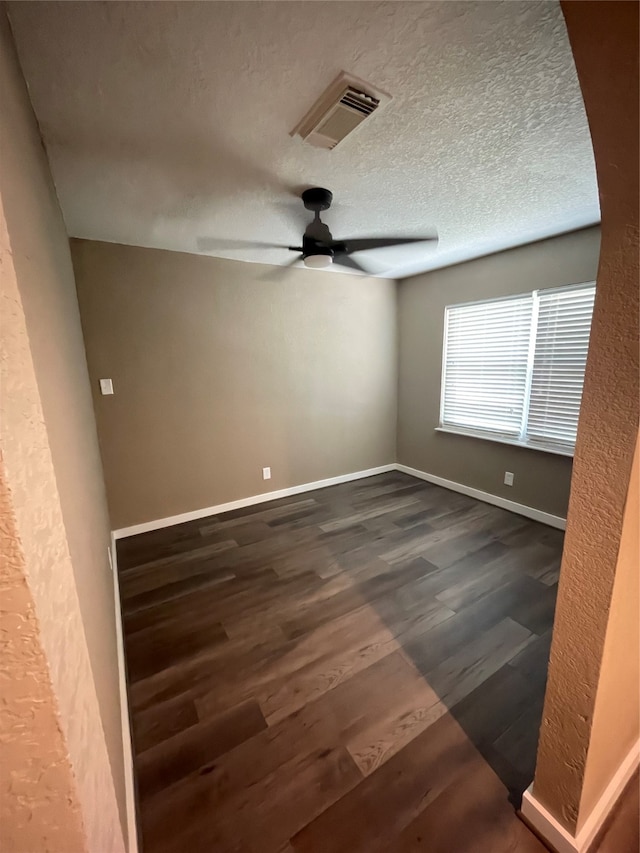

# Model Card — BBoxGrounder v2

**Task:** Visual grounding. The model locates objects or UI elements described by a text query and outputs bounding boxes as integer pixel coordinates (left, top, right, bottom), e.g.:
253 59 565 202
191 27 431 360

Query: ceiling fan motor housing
302 187 333 212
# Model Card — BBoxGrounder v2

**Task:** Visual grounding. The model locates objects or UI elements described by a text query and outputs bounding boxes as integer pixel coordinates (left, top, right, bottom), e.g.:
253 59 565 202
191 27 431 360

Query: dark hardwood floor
117 471 565 853
595 772 639 853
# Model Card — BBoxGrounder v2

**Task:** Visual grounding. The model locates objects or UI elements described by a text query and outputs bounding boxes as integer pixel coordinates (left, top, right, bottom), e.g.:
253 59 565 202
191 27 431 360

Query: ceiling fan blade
260 254 304 280
281 254 304 267
336 236 438 254
197 236 292 252
333 254 371 275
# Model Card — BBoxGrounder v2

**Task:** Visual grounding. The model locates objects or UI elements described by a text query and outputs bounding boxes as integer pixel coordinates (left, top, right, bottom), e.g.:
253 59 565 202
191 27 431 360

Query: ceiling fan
198 187 437 274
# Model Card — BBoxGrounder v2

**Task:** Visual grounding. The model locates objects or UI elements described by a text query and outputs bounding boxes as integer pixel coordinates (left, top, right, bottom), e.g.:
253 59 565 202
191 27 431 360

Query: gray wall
397 226 601 518
72 240 398 530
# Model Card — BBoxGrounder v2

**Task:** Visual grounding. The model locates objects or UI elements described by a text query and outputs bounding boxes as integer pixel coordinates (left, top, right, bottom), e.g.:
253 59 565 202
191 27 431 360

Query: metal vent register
291 72 390 150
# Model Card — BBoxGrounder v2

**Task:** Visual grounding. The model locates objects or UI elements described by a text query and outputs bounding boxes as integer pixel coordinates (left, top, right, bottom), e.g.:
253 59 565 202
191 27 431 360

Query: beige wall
580 433 639 823
0 11 125 850
0 462 86 853
71 241 397 530
397 226 600 518
533 0 639 834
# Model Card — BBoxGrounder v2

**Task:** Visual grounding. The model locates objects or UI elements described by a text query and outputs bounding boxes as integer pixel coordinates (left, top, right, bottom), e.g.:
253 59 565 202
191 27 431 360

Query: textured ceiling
8 1 599 278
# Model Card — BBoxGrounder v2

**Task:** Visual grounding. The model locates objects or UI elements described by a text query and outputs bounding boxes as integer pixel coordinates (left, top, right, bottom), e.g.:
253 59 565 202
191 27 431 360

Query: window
439 282 596 455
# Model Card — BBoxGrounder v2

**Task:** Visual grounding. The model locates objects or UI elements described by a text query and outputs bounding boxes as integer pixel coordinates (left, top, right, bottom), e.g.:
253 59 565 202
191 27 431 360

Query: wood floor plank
122 538 239 575
345 663 445 775
136 698 267 799
319 494 421 532
191 601 393 719
419 528 497 571
373 592 456 645
180 652 434 817
434 552 541 612
143 744 362 853
123 567 236 612
393 540 508 607
492 690 546 774
508 628 553 689
127 622 291 714
124 566 315 636
279 555 439 638
507 580 557 635
121 554 237 599
131 692 199 755
425 617 534 706
594 772 639 853
116 519 214 571
199 498 318 533
247 615 402 724
391 750 548 853
290 712 481 853
402 594 517 677
449 662 540 752
117 471 562 853
125 618 228 683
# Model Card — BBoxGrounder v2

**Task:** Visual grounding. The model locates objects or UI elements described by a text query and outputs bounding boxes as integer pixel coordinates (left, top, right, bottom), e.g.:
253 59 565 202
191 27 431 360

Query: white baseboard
521 739 640 853
112 464 397 539
396 464 566 530
113 462 565 539
110 535 139 853
576 739 640 850
521 790 578 853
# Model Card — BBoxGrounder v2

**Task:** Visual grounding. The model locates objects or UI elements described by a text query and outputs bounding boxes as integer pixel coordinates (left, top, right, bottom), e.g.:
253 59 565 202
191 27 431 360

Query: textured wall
580 433 639 822
0 461 87 853
0 11 125 850
397 226 600 517
72 240 397 530
533 0 639 833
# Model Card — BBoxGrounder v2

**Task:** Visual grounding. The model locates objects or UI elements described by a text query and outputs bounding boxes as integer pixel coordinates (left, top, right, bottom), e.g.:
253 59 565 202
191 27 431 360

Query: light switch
99 378 114 396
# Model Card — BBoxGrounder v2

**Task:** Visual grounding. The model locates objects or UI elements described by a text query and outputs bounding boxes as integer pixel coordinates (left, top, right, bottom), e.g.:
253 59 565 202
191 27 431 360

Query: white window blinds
441 296 533 437
440 283 595 454
526 285 596 449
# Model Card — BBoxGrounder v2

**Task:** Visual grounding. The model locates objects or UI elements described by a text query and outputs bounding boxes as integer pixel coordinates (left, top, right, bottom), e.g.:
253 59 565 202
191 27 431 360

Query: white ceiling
8 1 600 279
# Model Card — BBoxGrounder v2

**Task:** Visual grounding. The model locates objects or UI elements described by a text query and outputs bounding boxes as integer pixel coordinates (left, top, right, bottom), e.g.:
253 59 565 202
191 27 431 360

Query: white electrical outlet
504 471 514 487
262 467 271 480
99 378 114 395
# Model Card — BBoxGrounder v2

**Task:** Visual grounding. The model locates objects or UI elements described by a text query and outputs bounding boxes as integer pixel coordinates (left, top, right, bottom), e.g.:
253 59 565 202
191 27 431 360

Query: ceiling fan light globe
303 254 333 269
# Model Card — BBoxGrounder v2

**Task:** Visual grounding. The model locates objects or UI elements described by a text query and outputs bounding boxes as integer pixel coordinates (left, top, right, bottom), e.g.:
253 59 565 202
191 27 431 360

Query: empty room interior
1 2 638 853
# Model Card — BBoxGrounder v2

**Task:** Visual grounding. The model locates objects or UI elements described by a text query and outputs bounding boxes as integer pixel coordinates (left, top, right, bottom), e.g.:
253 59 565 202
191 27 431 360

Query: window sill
434 426 574 458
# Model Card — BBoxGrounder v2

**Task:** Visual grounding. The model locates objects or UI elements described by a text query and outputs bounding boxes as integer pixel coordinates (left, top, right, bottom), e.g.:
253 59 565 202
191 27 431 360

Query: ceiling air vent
291 72 391 150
